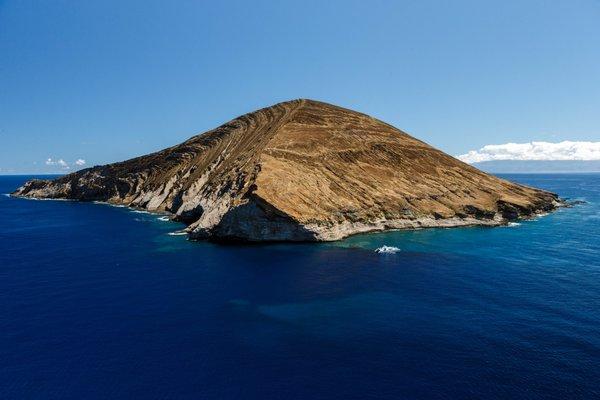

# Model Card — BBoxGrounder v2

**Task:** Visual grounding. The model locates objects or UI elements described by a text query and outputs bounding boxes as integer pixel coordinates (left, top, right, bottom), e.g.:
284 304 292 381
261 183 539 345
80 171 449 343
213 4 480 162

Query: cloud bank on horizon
457 141 600 164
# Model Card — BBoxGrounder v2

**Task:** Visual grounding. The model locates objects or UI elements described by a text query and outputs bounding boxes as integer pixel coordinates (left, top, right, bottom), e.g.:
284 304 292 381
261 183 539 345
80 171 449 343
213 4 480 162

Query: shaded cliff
13 99 561 241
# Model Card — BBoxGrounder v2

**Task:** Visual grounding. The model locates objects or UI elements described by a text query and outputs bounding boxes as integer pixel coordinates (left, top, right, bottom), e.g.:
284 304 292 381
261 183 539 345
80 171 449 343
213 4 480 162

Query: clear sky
1 0 599 173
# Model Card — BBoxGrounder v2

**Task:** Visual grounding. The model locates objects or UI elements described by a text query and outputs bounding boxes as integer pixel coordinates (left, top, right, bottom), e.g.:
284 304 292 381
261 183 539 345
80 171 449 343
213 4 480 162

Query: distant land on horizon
472 160 600 174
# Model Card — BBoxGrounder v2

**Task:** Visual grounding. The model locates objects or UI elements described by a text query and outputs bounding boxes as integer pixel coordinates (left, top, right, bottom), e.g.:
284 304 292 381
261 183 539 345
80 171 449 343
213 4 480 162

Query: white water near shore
167 231 187 236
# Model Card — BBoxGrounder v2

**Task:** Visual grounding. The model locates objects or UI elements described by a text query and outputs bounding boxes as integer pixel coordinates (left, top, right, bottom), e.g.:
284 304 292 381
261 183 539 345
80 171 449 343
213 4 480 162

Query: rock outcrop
13 99 561 241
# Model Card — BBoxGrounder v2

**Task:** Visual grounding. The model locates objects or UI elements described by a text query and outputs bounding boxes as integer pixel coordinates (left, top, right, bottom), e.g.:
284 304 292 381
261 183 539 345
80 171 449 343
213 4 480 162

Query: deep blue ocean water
1 174 599 399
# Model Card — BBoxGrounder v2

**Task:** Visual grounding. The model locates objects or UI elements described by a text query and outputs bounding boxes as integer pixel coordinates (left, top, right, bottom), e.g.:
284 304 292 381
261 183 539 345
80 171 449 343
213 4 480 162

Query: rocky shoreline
12 180 561 242
12 188 564 242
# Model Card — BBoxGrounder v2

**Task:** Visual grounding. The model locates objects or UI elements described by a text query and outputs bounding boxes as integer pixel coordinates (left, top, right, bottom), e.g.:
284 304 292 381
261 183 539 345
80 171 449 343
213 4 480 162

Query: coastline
9 191 565 242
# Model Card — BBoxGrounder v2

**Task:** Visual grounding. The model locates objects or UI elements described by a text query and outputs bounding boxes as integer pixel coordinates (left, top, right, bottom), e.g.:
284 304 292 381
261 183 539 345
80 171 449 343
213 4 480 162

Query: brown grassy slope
255 100 556 224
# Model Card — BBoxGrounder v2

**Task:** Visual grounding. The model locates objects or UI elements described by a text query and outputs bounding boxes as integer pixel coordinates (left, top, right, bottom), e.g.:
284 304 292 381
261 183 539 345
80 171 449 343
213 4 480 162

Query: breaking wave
24 197 71 201
167 231 187 236
91 200 127 208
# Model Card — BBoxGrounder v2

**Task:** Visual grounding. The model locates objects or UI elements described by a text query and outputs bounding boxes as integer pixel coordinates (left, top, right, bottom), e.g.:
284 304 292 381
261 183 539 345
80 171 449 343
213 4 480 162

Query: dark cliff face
13 99 561 241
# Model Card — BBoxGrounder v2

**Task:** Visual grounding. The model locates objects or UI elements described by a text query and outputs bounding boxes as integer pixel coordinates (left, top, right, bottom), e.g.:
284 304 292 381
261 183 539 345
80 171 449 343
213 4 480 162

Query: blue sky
1 0 599 173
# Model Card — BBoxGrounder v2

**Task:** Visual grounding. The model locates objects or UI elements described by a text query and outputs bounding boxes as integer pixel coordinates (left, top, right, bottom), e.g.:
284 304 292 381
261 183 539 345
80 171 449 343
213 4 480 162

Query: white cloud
44 157 87 169
457 141 600 164
46 158 69 169
45 158 70 169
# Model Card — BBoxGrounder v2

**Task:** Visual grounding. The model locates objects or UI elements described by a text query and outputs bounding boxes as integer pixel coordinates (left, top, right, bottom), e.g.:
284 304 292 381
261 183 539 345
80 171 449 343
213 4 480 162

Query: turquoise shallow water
1 174 599 399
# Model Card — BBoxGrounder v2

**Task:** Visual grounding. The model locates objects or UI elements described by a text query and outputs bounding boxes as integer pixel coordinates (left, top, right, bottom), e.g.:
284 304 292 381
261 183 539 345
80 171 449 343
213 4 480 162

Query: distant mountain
472 160 600 173
12 99 560 242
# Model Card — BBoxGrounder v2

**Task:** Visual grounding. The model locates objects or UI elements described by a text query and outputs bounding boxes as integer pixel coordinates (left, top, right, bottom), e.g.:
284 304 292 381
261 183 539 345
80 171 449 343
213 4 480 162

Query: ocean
1 174 599 399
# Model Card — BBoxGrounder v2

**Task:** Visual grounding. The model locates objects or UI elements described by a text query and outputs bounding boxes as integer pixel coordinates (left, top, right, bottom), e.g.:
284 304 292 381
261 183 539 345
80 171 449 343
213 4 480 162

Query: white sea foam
375 245 401 254
2 193 10 197
131 209 150 214
157 216 170 222
92 201 126 208
167 231 188 236
507 222 521 227
24 197 71 201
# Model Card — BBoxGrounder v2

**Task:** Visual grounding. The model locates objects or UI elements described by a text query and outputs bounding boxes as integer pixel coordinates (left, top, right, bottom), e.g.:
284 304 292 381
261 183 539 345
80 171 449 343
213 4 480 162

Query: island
13 99 561 241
